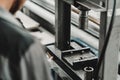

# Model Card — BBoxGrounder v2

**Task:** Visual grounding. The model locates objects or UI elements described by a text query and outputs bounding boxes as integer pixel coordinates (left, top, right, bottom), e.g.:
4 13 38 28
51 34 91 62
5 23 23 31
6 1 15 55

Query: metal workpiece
79 10 89 29
84 67 94 80
55 0 71 50
61 46 98 70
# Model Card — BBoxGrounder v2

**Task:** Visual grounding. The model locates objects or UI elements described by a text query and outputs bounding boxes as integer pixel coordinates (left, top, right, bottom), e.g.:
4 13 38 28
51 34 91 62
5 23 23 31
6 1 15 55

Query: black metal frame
47 0 101 80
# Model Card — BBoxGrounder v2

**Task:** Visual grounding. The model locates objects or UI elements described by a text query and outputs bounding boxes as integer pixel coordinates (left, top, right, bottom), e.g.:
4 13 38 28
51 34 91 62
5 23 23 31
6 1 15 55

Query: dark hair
10 0 25 14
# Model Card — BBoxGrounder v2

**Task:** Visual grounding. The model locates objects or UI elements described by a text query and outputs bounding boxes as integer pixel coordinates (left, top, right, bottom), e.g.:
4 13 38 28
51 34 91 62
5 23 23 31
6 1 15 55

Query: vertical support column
103 25 119 80
98 0 120 80
55 0 71 50
99 11 107 56
99 0 108 57
98 1 108 79
98 12 107 79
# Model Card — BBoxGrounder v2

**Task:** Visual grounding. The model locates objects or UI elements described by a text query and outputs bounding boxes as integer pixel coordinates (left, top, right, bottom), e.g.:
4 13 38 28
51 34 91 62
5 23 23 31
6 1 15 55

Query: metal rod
79 10 89 29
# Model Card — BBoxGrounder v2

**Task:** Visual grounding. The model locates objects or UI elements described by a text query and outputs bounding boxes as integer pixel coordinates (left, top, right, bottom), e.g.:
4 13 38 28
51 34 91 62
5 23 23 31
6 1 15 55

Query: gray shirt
0 7 52 80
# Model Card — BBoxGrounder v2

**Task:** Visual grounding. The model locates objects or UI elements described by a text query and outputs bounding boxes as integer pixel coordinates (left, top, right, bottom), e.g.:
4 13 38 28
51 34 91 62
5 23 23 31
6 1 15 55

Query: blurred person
0 0 52 80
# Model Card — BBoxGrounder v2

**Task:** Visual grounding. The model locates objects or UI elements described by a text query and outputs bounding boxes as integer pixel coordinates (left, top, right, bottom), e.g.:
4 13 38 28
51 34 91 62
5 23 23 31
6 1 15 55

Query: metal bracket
62 47 97 70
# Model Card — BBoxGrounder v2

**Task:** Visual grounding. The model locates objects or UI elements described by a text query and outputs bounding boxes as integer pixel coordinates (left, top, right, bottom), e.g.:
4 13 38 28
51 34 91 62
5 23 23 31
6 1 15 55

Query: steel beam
55 0 71 50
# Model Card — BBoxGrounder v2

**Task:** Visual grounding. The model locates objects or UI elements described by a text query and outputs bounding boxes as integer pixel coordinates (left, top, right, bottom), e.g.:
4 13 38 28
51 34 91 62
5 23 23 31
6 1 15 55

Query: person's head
0 0 26 14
